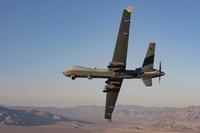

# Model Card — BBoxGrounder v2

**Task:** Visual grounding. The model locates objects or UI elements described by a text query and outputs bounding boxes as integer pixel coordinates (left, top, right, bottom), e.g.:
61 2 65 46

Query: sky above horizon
1 0 200 107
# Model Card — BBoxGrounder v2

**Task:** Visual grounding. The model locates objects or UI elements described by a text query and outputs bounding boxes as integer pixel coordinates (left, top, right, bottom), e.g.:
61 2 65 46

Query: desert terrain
0 122 198 133
1 105 200 133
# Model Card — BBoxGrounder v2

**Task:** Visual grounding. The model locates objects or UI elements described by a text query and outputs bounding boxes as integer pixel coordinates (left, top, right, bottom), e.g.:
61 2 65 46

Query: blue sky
0 0 200 107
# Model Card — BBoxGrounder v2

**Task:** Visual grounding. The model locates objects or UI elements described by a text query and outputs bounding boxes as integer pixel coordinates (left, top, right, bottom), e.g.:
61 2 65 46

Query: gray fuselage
63 66 164 80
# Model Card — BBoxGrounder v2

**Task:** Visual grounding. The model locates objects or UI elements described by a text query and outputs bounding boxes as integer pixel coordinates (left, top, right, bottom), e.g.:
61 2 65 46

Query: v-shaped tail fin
142 43 156 72
142 78 152 87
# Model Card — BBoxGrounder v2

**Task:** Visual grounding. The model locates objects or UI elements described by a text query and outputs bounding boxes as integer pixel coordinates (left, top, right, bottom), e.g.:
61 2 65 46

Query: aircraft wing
142 78 152 87
104 78 123 120
104 7 132 121
108 8 132 71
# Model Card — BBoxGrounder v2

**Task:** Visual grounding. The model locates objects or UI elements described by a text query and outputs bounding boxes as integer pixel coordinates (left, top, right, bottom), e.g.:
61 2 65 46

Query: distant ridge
0 106 93 126
1 105 200 131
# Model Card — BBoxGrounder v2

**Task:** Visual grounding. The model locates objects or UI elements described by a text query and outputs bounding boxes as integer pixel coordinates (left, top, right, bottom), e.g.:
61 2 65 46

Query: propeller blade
159 61 161 72
159 76 161 84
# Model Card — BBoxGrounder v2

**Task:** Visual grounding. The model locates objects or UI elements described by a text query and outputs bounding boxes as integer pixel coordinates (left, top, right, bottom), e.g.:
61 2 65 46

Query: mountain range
1 105 200 131
0 106 92 126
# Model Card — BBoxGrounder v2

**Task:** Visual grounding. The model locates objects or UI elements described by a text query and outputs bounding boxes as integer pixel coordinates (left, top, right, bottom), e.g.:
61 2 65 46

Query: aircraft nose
63 71 69 76
63 70 71 77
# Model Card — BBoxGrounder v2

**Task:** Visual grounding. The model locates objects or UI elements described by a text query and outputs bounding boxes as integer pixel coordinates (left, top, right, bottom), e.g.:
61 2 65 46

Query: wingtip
126 6 134 13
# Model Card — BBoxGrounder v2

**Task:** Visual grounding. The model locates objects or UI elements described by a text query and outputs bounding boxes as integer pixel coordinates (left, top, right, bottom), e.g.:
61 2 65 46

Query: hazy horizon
1 0 200 107
1 103 200 109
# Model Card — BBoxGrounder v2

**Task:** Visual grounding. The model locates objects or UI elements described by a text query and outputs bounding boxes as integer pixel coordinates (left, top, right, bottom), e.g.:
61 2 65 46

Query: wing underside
104 78 123 120
104 8 132 121
108 8 132 71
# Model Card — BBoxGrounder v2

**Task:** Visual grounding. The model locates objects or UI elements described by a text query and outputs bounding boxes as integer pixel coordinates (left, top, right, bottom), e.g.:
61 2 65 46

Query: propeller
159 61 161 72
159 61 161 84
